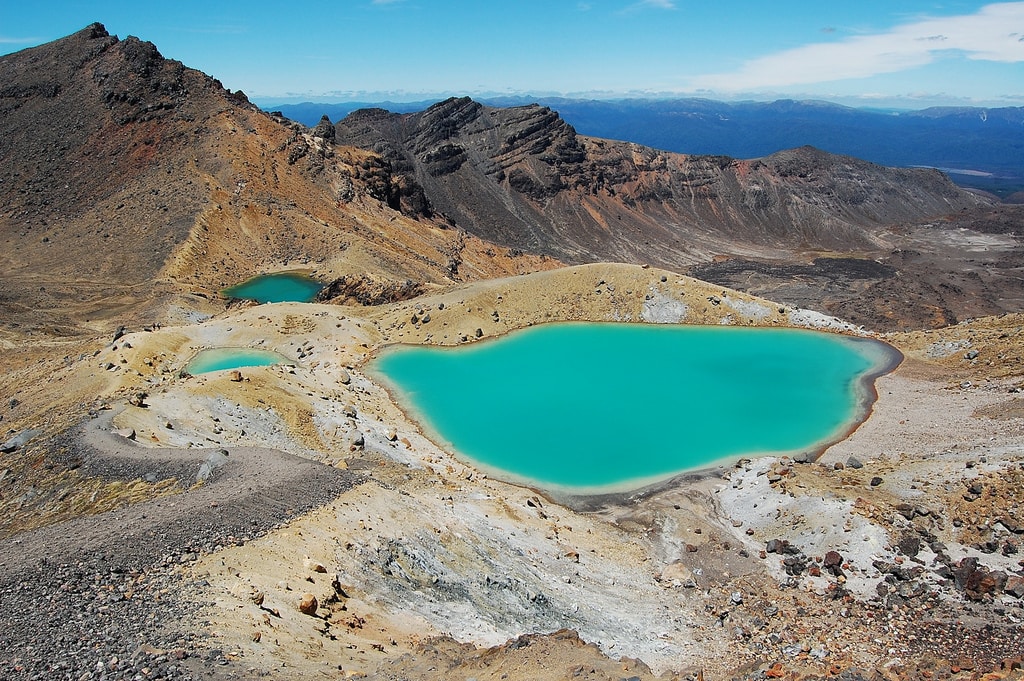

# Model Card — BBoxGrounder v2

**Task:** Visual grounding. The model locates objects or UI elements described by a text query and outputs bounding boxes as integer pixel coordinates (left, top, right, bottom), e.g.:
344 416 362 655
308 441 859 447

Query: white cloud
624 0 675 11
691 2 1024 91
0 36 42 44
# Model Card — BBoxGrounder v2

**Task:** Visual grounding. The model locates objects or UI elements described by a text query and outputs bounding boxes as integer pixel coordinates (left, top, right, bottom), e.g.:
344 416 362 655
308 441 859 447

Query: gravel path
0 410 357 680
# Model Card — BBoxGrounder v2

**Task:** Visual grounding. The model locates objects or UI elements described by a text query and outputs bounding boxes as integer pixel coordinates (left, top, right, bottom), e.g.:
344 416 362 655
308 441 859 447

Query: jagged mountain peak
67 21 113 44
382 97 581 162
335 97 587 216
418 95 484 126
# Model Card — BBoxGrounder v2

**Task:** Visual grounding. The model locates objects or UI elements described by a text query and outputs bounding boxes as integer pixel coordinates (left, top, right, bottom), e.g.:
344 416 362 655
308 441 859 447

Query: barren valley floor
1 264 1022 680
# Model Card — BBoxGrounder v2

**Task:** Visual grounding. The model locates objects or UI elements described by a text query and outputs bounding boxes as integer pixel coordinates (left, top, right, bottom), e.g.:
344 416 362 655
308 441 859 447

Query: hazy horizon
3 1 1023 109
249 91 1024 112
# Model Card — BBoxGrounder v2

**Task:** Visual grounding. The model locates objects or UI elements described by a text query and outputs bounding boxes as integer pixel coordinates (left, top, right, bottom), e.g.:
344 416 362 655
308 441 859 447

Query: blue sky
2 1 1023 107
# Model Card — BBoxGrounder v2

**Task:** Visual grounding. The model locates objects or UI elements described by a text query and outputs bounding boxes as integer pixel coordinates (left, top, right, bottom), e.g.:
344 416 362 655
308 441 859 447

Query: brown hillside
0 25 553 341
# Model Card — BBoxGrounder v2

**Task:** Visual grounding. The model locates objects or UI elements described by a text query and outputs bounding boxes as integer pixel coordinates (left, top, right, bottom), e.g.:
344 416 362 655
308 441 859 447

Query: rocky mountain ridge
335 96 984 267
334 97 1024 330
267 97 1024 200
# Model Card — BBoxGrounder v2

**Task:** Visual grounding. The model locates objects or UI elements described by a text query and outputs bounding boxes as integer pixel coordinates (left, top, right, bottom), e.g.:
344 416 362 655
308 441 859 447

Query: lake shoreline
369 322 904 496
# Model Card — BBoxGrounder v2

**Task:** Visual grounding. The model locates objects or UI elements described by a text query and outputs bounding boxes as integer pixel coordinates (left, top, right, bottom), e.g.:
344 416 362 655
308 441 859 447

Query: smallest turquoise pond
222 272 323 303
369 323 901 494
187 348 291 375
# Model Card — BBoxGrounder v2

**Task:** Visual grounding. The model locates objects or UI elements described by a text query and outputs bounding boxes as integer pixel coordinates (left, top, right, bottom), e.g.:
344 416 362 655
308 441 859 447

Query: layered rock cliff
334 97 986 269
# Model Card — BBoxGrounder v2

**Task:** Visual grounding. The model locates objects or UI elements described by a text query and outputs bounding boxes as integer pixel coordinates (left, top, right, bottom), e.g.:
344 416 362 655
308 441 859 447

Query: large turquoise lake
370 323 899 493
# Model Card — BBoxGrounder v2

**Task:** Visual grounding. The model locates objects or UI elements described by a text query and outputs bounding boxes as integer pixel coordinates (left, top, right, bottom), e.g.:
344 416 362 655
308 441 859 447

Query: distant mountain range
266 97 1024 198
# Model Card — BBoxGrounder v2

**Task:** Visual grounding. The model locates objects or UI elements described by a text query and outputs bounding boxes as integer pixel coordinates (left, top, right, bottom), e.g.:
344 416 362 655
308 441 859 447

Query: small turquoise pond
369 323 899 493
222 272 323 303
187 348 291 375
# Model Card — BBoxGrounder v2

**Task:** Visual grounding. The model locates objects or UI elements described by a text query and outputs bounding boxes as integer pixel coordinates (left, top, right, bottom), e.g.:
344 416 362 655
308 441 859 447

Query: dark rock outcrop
312 114 335 142
952 557 1008 601
316 274 424 306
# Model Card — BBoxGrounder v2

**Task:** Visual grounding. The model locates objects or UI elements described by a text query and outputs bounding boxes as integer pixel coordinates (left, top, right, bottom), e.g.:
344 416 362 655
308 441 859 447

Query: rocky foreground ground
0 264 1022 680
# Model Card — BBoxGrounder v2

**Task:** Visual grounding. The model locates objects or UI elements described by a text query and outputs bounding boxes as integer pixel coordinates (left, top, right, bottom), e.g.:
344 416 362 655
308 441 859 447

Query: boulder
952 557 1007 600
312 115 335 142
896 580 927 599
304 558 328 574
783 555 809 575
1004 575 1024 598
894 502 915 520
659 562 694 585
298 593 318 616
896 534 921 557
1 429 41 453
196 449 229 483
823 550 844 576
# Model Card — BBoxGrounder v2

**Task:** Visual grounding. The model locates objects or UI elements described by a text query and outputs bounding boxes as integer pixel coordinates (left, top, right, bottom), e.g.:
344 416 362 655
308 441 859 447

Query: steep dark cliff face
335 98 987 269
336 97 590 247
